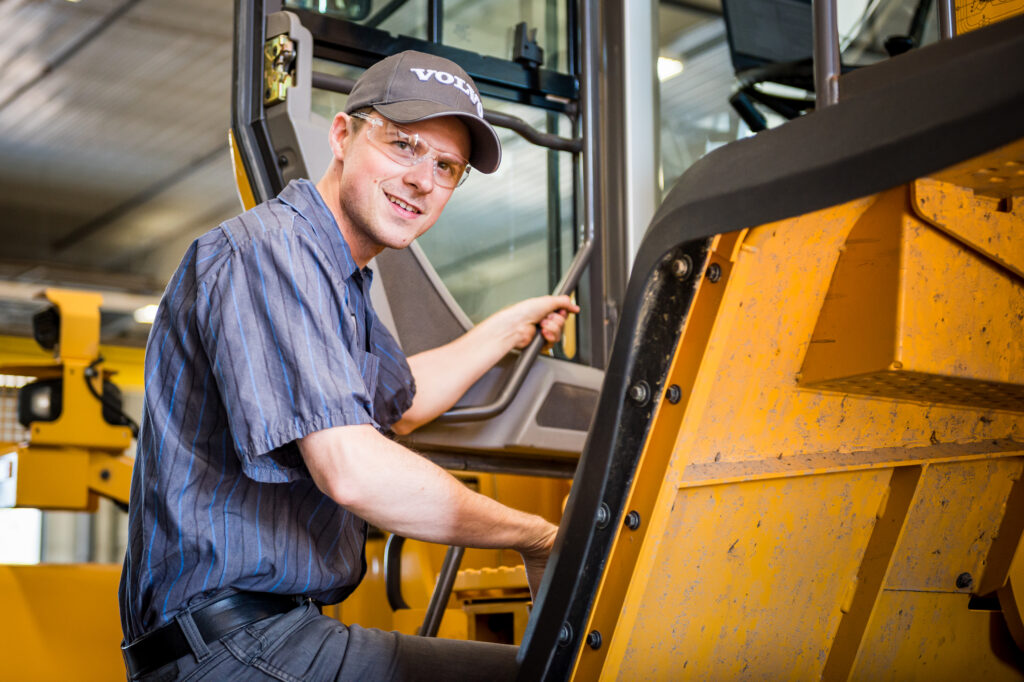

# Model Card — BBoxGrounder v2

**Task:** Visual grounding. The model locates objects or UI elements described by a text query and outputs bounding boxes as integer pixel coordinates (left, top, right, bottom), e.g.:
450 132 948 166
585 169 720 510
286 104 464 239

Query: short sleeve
198 223 376 483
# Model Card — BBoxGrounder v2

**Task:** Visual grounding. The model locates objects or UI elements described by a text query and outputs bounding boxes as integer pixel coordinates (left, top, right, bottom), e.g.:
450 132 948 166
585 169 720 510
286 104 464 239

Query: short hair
347 106 375 134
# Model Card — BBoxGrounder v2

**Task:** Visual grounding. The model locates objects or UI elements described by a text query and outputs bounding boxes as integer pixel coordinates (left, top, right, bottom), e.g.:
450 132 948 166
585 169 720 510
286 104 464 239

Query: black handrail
436 238 593 423
418 545 465 637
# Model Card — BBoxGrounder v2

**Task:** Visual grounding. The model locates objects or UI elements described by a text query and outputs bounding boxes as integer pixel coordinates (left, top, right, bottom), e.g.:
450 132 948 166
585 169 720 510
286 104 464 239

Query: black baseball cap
345 50 501 173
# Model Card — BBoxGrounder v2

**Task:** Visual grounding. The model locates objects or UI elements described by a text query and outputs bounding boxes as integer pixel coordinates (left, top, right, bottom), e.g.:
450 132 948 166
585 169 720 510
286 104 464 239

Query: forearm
392 295 578 434
392 317 517 434
299 424 554 553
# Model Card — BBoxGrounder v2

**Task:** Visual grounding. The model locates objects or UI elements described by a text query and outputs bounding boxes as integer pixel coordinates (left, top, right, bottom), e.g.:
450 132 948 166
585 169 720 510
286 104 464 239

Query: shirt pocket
351 347 379 410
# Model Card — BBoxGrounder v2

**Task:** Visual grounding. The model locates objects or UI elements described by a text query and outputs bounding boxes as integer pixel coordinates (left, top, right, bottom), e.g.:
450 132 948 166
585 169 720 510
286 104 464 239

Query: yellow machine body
570 139 1024 680
1 290 140 681
0 563 125 681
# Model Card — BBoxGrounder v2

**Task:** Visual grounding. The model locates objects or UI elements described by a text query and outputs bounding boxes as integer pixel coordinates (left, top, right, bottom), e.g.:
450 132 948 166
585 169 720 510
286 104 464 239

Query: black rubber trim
516 15 1024 681
384 534 409 611
516 237 711 680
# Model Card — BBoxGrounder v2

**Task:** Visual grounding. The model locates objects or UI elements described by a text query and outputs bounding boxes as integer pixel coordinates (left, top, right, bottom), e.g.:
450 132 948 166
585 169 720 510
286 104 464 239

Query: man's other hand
490 295 580 351
518 519 558 601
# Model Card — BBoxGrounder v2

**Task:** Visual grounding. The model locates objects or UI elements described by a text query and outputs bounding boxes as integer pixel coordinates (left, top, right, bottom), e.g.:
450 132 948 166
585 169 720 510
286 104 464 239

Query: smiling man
118 51 576 681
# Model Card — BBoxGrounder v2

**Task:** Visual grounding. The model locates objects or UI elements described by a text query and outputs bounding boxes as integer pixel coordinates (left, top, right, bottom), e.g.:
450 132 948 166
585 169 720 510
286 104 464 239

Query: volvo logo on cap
409 68 484 117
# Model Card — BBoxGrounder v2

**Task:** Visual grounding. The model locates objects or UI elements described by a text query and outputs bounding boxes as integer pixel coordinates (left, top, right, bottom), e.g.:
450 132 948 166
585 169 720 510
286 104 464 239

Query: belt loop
175 609 211 663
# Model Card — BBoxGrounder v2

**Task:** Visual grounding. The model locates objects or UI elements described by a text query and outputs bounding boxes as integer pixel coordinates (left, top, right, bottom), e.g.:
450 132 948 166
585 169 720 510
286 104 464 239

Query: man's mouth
385 193 422 215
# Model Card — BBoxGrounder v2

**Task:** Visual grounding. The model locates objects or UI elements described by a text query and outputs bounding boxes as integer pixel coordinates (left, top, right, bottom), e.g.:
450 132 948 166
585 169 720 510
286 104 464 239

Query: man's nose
402 157 435 192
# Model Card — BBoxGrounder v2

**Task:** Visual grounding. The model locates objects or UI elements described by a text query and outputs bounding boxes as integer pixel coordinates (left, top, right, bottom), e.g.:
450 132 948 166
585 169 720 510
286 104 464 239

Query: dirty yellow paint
955 0 1024 34
850 591 1022 679
576 138 1024 680
619 472 891 680
885 459 1023 591
913 175 1024 279
800 185 1024 411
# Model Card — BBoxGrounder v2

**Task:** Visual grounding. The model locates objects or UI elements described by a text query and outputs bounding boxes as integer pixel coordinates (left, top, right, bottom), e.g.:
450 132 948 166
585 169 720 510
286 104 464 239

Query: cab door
231 0 609 475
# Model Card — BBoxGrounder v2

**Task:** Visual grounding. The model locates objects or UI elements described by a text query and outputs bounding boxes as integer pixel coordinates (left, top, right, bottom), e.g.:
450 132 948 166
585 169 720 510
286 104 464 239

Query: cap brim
372 100 502 174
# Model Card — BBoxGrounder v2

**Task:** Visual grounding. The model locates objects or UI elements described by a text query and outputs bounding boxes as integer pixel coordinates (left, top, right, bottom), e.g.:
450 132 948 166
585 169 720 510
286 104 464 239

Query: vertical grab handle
436 239 594 423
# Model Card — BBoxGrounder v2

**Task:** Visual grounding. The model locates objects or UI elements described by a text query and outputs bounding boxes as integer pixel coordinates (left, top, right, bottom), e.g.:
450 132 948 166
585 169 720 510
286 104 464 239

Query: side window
288 0 570 73
305 3 583 360
657 0 939 194
419 100 576 327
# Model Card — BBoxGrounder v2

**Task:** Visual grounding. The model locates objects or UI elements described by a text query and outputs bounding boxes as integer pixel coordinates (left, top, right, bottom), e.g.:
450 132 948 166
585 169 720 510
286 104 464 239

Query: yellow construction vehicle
5 0 1024 678
1 289 137 681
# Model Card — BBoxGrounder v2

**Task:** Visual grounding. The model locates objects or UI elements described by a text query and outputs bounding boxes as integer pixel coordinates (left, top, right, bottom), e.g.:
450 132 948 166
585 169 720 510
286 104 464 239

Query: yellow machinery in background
0 289 136 681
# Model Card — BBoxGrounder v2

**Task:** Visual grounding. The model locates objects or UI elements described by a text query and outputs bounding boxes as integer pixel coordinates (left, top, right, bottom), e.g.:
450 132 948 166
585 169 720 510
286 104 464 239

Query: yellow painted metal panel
615 471 891 680
801 188 1024 411
886 459 1023 591
913 177 1024 280
573 165 1024 679
687 198 1022 469
955 0 1024 34
850 590 1023 679
0 564 124 681
14 446 94 510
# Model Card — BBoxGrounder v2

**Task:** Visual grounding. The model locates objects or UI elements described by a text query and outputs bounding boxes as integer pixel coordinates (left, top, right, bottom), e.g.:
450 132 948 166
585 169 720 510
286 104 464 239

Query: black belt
122 592 303 678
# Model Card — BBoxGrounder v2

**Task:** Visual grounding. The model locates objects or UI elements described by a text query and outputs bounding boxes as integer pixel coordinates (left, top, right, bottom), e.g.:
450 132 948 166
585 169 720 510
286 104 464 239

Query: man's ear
328 112 353 162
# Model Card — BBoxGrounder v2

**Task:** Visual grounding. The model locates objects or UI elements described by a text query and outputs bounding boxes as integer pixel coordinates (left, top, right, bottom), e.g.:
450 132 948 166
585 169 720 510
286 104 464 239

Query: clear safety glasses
351 112 472 189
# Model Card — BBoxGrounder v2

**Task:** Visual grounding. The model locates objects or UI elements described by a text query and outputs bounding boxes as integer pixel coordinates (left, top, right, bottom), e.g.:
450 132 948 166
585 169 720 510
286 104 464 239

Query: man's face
334 113 471 258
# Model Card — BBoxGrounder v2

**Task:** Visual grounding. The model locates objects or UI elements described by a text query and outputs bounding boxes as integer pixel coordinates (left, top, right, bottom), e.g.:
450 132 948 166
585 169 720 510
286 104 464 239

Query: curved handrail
436 238 594 423
383 533 410 611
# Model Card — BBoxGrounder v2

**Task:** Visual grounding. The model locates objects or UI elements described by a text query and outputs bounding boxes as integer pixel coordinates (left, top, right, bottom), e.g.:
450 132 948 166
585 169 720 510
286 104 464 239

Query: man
119 50 577 681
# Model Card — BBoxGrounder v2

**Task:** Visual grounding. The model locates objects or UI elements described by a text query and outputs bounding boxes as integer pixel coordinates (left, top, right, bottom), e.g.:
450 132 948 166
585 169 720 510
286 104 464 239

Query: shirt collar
278 179 372 283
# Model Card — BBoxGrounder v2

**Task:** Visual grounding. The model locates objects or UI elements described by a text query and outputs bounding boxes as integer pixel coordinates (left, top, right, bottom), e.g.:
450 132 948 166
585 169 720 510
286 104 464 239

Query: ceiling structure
0 0 740 346
0 0 238 344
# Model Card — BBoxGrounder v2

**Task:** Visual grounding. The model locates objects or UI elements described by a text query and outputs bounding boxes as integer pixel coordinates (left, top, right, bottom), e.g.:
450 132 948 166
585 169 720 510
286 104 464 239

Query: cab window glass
288 0 569 73
310 70 579 356
418 98 575 326
657 0 938 195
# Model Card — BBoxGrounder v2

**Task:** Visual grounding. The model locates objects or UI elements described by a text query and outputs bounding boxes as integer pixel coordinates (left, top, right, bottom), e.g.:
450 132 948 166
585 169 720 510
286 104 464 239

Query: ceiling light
0 375 31 389
657 57 684 82
133 304 159 324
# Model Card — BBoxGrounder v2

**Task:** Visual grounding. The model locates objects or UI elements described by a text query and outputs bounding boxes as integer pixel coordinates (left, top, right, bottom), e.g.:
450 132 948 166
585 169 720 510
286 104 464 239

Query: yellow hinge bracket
264 34 296 106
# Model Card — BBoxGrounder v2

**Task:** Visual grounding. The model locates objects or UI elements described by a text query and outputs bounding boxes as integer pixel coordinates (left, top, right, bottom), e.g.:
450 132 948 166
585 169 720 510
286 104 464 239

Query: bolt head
624 510 641 530
586 630 602 649
666 384 682 404
956 572 973 590
595 503 611 529
557 623 573 647
671 255 692 279
628 381 650 406
706 263 722 283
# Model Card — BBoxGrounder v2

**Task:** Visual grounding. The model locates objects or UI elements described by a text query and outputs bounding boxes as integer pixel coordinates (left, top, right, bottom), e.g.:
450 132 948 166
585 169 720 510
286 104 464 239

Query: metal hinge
264 34 296 106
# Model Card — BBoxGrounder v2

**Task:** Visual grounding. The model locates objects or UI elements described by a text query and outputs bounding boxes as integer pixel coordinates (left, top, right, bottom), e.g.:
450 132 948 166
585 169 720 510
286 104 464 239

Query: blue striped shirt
119 179 415 642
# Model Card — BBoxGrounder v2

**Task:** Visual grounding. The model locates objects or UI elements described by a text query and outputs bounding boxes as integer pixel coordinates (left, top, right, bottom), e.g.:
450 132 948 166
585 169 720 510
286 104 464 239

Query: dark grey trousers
134 602 519 682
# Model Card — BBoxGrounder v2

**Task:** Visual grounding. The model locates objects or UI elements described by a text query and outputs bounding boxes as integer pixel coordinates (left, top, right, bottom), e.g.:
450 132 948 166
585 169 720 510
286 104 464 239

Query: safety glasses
351 112 471 189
